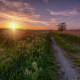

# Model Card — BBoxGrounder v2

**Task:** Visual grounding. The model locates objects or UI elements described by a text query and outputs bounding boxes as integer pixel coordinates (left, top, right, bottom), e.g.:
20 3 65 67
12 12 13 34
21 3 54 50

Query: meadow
0 29 58 80
1 29 80 80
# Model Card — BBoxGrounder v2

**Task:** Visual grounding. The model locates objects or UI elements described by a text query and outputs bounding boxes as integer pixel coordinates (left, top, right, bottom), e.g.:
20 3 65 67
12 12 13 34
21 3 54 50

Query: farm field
0 29 58 80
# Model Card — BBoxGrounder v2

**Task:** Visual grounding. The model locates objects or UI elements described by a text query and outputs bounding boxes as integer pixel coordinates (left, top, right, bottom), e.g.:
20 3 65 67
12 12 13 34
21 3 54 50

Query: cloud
0 0 40 22
43 0 48 3
50 18 57 23
0 0 21 2
37 18 57 26
47 8 80 16
0 0 57 26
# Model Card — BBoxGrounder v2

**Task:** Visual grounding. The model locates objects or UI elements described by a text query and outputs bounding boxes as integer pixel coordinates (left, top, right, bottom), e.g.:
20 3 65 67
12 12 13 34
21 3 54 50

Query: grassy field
0 29 58 80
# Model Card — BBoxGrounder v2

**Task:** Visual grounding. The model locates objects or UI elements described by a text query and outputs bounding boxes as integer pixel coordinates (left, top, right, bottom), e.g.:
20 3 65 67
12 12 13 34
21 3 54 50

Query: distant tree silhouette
56 22 67 32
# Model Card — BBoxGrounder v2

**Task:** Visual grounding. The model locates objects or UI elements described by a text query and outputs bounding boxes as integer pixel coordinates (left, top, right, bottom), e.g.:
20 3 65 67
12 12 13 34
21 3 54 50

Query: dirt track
51 35 80 80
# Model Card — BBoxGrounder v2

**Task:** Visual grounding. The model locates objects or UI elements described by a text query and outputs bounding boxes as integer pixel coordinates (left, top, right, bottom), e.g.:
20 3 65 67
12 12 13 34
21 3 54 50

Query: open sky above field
0 0 80 30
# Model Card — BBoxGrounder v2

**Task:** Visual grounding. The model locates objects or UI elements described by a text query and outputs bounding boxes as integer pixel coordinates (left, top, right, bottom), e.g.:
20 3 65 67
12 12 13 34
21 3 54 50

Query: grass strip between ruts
52 33 80 67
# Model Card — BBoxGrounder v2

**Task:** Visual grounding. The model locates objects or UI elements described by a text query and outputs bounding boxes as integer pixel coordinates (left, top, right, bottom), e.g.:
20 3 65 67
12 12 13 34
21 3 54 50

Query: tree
56 22 67 32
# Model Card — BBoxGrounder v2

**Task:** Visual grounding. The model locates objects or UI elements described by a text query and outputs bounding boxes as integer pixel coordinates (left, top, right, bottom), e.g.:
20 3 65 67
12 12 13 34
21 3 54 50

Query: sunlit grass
0 31 58 80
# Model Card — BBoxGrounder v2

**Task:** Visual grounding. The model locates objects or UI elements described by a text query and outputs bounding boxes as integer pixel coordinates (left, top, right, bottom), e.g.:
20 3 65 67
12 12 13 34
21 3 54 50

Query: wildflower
39 56 41 58
40 67 42 71
32 62 37 66
19 41 22 43
41 52 43 54
25 68 29 75
25 68 32 75
37 49 41 52
32 62 37 70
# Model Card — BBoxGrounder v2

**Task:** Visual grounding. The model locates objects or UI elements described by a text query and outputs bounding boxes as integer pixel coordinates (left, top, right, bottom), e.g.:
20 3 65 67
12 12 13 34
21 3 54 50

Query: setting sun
11 24 16 29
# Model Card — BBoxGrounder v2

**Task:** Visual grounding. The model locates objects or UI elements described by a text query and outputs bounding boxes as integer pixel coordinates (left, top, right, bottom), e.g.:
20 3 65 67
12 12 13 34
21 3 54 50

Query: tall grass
53 32 80 46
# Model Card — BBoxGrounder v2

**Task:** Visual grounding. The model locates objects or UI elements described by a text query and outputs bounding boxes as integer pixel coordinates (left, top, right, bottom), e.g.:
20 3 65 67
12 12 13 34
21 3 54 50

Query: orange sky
0 19 56 30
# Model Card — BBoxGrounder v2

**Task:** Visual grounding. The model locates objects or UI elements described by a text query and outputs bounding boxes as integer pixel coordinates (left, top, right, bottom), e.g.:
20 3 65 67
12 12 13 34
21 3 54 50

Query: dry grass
63 30 80 37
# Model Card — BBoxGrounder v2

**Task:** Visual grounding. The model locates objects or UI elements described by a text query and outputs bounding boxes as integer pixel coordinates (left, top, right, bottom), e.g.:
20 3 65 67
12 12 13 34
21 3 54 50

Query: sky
0 0 80 30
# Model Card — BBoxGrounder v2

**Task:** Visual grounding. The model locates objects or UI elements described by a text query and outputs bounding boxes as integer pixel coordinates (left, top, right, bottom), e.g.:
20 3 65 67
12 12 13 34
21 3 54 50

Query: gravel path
51 35 80 80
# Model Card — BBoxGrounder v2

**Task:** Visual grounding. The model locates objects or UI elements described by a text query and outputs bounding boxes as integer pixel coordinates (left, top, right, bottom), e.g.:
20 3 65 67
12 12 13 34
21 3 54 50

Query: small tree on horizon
56 22 67 32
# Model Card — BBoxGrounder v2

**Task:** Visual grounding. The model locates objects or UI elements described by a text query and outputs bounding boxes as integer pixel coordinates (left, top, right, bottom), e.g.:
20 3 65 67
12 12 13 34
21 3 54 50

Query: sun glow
11 24 16 29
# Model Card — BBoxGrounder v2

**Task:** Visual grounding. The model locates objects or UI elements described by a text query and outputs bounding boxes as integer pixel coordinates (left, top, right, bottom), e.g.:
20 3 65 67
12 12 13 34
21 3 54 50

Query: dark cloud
74 9 80 13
